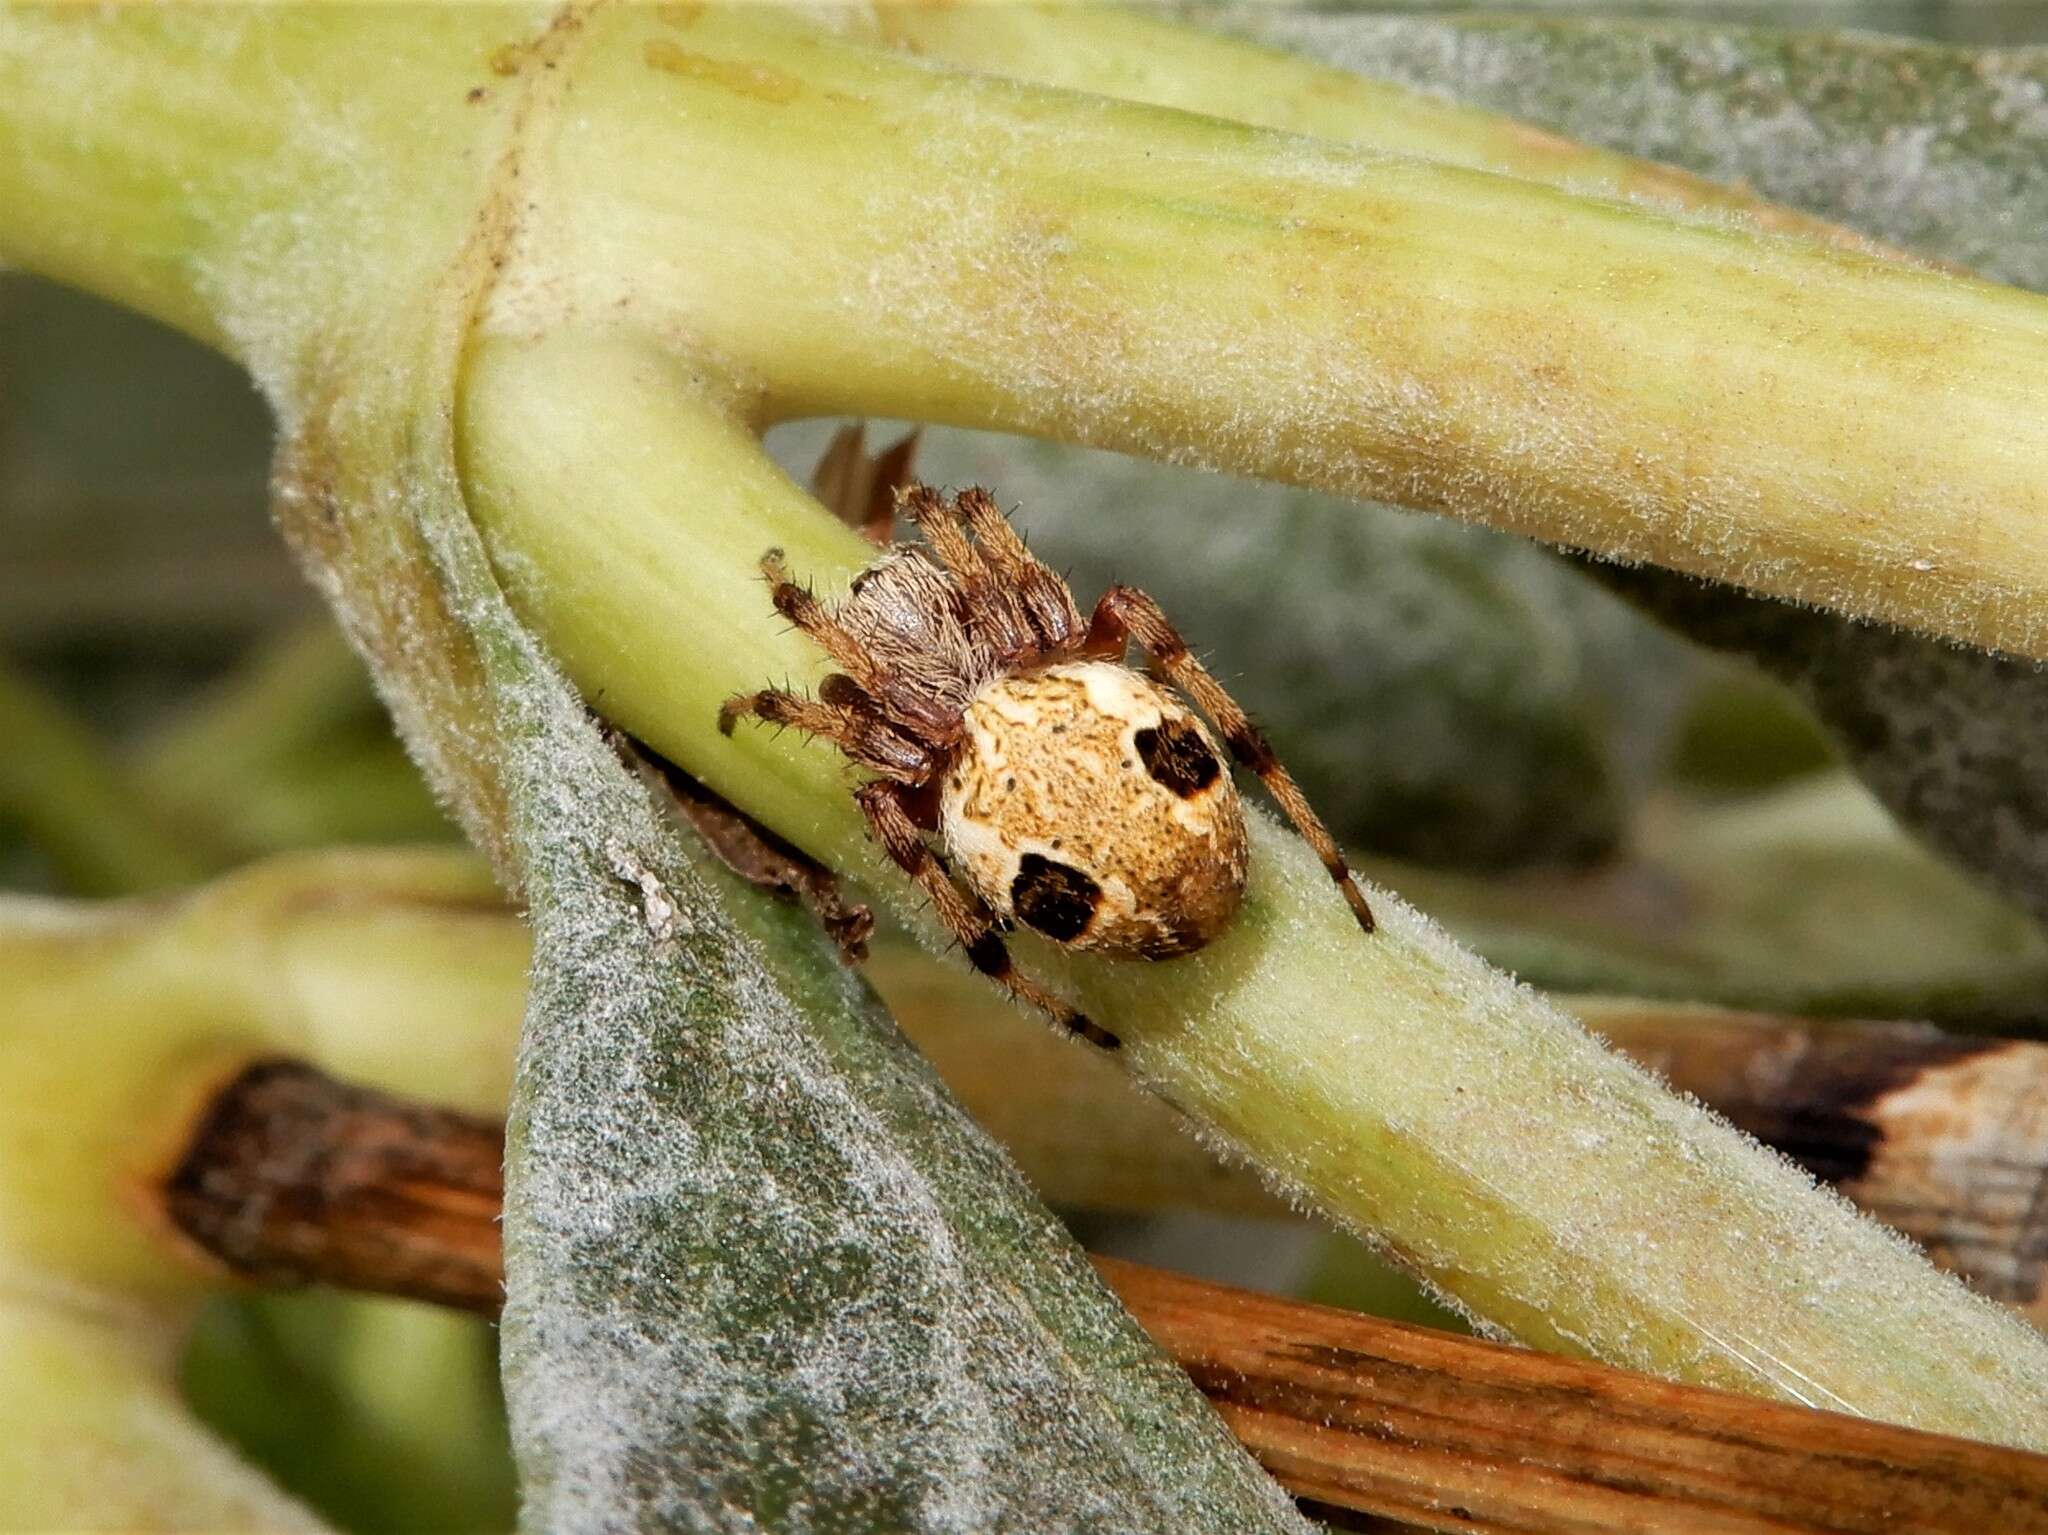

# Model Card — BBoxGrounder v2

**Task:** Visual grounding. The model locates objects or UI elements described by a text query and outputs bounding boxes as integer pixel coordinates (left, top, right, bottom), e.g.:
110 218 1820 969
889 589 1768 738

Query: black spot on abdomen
1011 853 1102 943
1135 718 1221 798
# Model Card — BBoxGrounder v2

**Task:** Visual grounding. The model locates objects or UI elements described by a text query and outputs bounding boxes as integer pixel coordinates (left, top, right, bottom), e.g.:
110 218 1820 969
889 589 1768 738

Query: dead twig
155 1058 2048 1534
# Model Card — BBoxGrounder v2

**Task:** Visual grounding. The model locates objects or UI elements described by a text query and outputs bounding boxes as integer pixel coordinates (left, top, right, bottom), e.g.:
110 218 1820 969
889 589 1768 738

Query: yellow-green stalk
0 849 523 1529
7 3 2048 1446
855 2 1918 259
524 9 2048 655
0 850 520 1300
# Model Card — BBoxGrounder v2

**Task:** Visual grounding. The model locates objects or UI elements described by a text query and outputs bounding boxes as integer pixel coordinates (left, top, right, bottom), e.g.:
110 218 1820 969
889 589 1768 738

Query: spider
719 484 1375 1050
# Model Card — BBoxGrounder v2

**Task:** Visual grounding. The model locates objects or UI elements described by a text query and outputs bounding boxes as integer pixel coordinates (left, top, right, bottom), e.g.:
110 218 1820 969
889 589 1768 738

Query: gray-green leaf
498 712 1304 1533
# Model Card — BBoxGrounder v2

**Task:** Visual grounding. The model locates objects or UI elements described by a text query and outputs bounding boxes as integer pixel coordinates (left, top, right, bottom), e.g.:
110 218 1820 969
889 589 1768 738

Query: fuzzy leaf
504 774 1303 1533
1229 12 2048 288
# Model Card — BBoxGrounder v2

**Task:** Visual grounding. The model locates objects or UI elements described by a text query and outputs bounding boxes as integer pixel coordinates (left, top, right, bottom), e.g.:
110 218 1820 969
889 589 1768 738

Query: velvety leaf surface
502 768 1304 1533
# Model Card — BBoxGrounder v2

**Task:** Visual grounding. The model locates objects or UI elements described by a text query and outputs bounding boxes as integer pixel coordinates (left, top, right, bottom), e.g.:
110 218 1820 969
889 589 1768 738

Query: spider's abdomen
938 662 1248 958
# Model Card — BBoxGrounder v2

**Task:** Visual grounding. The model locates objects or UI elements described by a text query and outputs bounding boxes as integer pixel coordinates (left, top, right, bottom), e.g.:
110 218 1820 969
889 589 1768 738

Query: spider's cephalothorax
720 485 1375 1050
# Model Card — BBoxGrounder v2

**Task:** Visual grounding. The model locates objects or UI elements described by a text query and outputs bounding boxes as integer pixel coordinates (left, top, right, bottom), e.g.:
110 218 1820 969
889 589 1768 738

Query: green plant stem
0 5 503 357
458 330 2048 1443
133 621 453 856
548 9 2048 656
180 1292 519 1535
135 624 378 812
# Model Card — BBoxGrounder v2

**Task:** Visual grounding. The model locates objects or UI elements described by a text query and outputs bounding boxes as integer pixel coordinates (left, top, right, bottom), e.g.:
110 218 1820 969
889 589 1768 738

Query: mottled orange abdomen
938 662 1248 958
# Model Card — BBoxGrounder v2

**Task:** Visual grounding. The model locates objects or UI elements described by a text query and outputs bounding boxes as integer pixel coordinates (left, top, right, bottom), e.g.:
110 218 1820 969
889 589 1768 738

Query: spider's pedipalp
761 550 881 689
856 779 1118 1049
1087 584 1376 935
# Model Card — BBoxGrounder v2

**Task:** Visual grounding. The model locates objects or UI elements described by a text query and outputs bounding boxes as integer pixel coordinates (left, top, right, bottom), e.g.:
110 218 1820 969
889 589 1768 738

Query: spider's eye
1134 718 1221 798
1011 853 1102 942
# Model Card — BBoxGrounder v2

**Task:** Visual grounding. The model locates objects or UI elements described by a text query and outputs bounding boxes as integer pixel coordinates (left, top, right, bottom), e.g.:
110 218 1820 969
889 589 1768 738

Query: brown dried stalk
153 1058 2048 1534
159 1059 504 1313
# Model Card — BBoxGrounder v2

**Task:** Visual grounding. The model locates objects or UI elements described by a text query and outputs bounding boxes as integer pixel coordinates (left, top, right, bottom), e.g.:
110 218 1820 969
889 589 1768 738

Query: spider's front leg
718 677 932 783
897 484 1034 658
1086 585 1377 935
758 550 884 691
854 780 1120 1051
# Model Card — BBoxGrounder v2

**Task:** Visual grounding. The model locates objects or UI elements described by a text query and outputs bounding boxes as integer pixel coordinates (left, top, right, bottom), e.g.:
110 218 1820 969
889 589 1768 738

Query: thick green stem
458 330 2048 1443
8 7 2046 652
519 8 2048 656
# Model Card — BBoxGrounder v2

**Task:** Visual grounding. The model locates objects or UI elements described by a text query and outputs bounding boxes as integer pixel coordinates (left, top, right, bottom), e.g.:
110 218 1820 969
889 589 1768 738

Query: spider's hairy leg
620 734 877 963
953 486 1083 648
759 549 883 688
1088 585 1377 935
855 780 1120 1050
897 483 1035 657
718 684 932 781
898 483 983 587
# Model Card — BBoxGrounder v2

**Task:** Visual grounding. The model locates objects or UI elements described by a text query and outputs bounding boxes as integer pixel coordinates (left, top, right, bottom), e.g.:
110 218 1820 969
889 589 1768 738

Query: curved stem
459 330 2048 1446
535 8 2048 655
